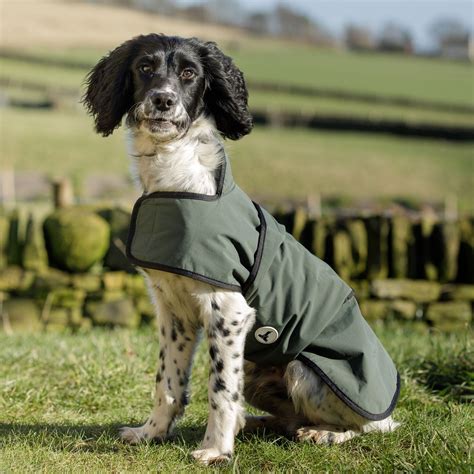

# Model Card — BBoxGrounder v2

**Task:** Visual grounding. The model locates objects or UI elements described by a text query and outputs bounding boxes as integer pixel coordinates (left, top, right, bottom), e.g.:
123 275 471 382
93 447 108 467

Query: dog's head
83 34 252 142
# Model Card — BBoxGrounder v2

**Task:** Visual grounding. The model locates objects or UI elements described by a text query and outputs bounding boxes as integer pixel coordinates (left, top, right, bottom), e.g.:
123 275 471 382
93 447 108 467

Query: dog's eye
180 69 195 80
139 64 153 75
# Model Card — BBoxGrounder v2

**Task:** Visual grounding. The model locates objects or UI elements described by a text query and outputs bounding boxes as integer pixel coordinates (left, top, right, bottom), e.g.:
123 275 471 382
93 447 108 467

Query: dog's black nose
151 91 177 111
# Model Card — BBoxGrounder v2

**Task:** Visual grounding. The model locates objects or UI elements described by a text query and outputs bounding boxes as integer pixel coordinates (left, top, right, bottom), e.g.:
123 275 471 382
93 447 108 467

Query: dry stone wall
0 206 472 332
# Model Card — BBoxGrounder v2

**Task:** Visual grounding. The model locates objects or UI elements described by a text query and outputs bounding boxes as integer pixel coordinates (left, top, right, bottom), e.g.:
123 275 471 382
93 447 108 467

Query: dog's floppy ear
199 41 253 140
82 39 137 136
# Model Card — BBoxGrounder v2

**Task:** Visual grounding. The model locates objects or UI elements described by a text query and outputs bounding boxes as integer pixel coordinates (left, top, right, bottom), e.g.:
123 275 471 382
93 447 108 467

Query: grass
3 1 473 106
416 342 474 403
0 57 86 91
230 45 474 107
2 107 473 210
1 46 474 128
0 324 472 472
5 42 474 107
249 91 474 127
232 127 474 211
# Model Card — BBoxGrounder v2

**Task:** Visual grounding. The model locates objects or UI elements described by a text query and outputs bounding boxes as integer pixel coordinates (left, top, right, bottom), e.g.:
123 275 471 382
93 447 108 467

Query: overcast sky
176 0 473 50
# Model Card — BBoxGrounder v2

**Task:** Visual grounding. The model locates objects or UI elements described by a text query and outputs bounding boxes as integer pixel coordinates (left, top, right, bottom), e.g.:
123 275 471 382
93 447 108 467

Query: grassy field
230 45 474 107
0 324 472 472
4 41 474 108
249 91 474 127
3 107 473 210
2 38 474 126
1 15 473 211
2 0 472 108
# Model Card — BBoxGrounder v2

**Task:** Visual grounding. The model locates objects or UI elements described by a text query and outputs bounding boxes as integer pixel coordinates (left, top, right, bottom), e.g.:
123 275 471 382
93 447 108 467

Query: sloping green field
4 41 474 106
231 44 474 106
1 40 473 210
1 42 473 127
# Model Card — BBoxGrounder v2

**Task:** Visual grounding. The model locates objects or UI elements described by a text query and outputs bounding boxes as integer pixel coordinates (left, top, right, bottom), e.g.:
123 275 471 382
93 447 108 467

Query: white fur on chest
126 116 252 328
127 116 223 195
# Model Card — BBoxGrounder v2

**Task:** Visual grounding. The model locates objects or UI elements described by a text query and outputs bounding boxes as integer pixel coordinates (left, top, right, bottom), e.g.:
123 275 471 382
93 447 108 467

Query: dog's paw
119 426 149 444
296 426 355 445
191 448 232 465
119 425 165 445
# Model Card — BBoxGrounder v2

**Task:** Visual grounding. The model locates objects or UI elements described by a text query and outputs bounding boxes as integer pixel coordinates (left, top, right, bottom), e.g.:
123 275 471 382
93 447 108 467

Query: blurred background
0 0 473 332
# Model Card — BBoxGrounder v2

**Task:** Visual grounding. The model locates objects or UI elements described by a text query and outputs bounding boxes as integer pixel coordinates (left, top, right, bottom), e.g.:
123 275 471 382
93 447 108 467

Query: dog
83 34 400 465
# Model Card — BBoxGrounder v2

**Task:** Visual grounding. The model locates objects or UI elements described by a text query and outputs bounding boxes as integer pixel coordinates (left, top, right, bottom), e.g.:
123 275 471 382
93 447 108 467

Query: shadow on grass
0 422 206 453
0 421 293 454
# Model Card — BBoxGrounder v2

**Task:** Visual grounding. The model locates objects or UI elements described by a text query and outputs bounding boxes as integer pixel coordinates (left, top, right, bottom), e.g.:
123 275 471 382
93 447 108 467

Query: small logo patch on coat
255 326 279 344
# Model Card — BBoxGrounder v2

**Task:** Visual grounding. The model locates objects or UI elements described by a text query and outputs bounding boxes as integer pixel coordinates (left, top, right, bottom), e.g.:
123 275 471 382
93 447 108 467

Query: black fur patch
209 345 218 360
215 317 225 332
175 318 185 334
213 377 226 392
181 391 190 406
215 359 224 373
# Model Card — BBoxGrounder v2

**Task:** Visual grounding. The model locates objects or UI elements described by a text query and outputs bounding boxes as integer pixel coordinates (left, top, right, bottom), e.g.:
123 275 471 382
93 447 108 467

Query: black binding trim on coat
126 254 243 291
125 160 266 293
242 203 266 296
296 354 401 420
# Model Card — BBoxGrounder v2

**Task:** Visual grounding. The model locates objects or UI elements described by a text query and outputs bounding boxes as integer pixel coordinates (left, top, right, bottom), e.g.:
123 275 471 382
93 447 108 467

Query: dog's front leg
192 291 254 465
120 298 199 444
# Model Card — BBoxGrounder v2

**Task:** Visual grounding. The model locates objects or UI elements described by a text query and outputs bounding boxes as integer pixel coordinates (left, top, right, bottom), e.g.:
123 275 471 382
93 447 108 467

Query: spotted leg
191 291 255 465
120 298 199 444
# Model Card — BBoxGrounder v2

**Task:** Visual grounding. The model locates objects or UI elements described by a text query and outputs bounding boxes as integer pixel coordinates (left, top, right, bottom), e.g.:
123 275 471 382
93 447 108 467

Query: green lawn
0 325 472 472
2 107 473 210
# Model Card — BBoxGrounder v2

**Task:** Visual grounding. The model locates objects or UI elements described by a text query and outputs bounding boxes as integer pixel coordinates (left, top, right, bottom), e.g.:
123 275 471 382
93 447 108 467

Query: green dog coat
126 155 400 420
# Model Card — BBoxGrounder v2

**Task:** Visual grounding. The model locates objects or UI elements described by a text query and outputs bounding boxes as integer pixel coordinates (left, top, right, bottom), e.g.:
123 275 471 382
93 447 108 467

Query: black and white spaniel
83 34 398 466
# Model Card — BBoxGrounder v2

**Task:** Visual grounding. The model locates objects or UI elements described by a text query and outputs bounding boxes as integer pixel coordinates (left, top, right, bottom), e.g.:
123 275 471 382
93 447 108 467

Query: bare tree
345 24 375 51
273 5 334 45
430 18 469 45
378 22 413 54
430 18 471 60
